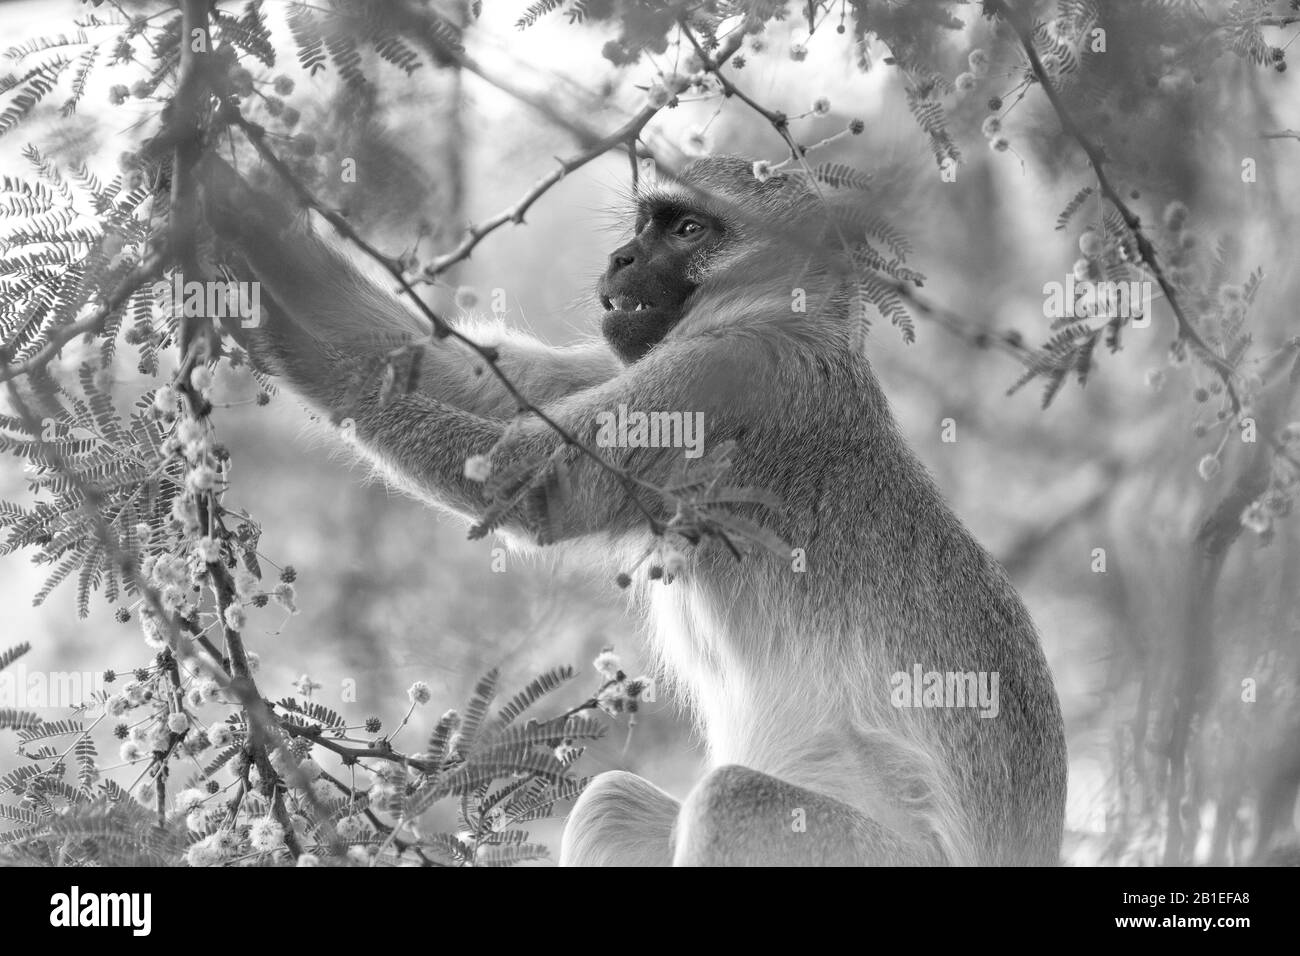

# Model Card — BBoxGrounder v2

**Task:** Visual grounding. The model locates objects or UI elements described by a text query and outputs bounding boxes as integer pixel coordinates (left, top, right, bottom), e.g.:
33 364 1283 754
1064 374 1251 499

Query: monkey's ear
198 154 297 242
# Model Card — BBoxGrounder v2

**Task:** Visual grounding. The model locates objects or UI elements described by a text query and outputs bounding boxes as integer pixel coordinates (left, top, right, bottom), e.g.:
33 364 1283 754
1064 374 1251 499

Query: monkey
200 153 1068 866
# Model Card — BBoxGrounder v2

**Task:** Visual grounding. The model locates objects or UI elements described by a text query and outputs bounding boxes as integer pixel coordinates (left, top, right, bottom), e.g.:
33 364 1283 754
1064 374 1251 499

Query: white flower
223 604 246 632
752 160 773 183
337 815 365 840
233 567 259 601
153 386 177 414
274 582 299 614
981 116 1003 139
554 742 579 762
645 81 671 109
167 712 190 733
296 852 321 867
186 808 213 833
195 536 221 563
989 135 1011 153
346 845 371 865
955 72 977 93
213 830 241 857
408 681 432 705
124 682 146 705
198 679 221 702
106 694 130 717
208 722 233 748
297 758 323 781
663 550 687 577
177 418 205 447
463 455 491 482
593 648 622 679
969 49 990 77
310 778 336 802
170 497 200 531
1144 369 1166 391
453 286 478 311
190 366 213 392
1241 502 1270 535
811 96 831 116
1197 454 1221 481
249 816 285 852
120 741 144 762
294 674 321 696
187 464 217 492
176 788 206 813
185 835 221 867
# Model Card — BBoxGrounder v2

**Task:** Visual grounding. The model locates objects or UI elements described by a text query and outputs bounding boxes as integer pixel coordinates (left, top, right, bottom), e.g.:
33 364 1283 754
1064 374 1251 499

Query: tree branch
992 0 1241 411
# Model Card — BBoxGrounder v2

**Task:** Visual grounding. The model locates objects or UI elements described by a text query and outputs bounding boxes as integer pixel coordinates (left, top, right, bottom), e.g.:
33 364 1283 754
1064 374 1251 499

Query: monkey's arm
200 156 620 419
325 329 757 538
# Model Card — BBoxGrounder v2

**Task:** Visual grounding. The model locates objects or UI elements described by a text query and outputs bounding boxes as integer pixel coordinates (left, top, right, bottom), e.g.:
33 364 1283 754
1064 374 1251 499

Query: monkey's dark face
599 201 724 363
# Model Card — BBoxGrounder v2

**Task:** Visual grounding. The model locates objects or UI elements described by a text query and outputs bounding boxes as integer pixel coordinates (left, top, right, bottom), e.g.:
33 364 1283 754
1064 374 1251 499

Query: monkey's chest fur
627 366 1067 866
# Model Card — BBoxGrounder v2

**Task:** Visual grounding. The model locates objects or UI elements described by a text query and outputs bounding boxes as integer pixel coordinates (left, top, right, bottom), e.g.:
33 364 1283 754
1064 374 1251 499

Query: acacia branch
679 24 799 162
0 251 166 385
421 29 744 279
992 0 1241 411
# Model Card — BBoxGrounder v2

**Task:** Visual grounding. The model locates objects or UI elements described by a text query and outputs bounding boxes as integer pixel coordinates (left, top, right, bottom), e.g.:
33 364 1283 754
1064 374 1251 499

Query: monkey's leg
672 764 943 867
559 771 680 867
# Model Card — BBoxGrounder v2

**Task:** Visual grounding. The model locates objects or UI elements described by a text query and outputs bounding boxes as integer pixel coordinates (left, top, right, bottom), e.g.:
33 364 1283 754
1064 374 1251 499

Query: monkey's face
598 202 725 364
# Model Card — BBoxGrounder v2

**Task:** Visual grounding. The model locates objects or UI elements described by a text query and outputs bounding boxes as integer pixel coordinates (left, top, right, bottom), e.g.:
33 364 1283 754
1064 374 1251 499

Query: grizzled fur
202 154 1067 866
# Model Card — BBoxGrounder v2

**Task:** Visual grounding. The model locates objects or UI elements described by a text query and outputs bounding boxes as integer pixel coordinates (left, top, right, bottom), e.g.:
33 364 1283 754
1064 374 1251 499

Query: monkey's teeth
600 295 613 311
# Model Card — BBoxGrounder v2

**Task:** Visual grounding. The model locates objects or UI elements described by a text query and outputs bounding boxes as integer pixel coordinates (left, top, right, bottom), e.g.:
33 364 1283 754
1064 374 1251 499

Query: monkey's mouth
601 294 659 314
599 294 681 330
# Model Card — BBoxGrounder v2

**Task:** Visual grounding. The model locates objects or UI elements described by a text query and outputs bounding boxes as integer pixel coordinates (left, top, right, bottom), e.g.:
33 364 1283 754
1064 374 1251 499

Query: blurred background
1 0 1298 864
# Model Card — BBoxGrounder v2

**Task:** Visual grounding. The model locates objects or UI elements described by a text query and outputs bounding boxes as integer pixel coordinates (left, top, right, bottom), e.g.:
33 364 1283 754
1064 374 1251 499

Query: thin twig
991 0 1241 411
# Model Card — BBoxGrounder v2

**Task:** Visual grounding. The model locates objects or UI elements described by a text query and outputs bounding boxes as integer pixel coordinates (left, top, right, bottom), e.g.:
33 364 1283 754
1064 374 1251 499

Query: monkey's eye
673 218 706 238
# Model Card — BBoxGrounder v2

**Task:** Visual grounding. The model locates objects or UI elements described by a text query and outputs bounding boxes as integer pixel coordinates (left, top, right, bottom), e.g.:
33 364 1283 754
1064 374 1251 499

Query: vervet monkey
202 154 1067 866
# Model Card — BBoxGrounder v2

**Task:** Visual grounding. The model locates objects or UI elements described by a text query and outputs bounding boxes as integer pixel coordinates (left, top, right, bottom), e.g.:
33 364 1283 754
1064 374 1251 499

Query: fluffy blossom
249 816 285 852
